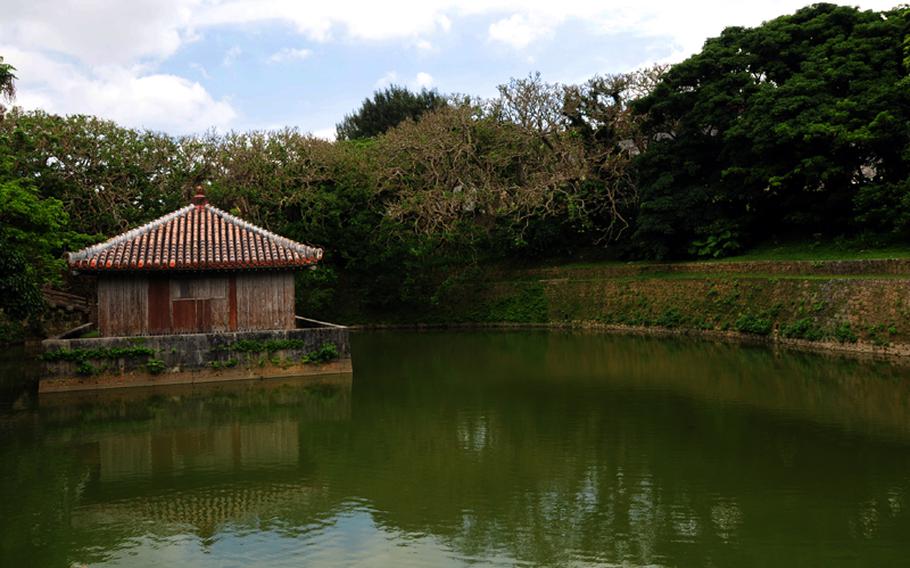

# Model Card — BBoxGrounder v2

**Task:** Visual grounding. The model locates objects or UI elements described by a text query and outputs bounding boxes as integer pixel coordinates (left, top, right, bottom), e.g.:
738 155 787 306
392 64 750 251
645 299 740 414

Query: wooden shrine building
68 189 323 337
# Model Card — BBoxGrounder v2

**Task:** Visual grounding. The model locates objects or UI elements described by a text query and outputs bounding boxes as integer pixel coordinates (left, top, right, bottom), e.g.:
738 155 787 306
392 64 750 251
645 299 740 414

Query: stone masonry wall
41 327 351 392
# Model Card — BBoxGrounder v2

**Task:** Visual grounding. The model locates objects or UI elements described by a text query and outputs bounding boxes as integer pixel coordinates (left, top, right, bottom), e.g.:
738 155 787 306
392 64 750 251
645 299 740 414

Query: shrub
734 313 772 336
780 318 824 341
42 345 155 362
656 308 685 328
304 342 340 364
145 358 166 374
833 322 858 343
689 228 742 259
866 324 891 346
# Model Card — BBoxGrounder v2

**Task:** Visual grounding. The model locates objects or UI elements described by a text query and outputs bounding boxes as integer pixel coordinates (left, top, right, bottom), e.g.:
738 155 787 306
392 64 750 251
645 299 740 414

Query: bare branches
373 66 669 245
0 62 669 256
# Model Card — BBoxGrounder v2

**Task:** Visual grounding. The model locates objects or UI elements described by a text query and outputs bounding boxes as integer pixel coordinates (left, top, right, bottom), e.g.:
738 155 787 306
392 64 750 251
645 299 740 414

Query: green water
2 331 910 567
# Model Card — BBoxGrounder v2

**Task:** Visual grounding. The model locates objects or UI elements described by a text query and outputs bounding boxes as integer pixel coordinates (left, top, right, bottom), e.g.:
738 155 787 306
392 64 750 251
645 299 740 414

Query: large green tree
0 63 75 322
0 56 16 119
0 176 69 320
335 85 446 140
633 3 910 258
0 56 15 102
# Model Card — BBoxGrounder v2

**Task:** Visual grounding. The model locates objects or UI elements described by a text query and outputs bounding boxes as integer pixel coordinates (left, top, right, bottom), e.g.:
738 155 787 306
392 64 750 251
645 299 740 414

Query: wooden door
171 298 214 333
148 278 171 334
196 298 212 331
172 299 197 332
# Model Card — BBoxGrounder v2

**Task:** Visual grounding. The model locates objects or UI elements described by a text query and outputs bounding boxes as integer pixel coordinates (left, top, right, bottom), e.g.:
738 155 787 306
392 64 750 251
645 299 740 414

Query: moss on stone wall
343 259 910 352
537 274 908 346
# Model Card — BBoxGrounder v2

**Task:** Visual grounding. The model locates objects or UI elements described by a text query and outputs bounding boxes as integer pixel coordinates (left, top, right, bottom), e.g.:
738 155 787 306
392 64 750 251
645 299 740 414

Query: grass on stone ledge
720 239 910 262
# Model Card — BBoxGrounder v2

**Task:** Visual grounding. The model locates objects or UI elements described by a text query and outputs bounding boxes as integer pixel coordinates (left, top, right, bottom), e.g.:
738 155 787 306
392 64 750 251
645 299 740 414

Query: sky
0 0 899 139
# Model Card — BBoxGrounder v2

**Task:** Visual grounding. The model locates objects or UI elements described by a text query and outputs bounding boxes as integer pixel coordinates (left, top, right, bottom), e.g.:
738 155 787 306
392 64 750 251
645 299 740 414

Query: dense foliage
335 85 447 140
634 3 910 257
0 3 909 332
0 109 83 321
0 56 15 107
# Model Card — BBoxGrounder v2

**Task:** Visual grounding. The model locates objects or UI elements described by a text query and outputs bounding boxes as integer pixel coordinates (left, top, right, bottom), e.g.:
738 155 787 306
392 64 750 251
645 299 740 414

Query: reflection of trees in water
2 333 910 566
364 330 910 440
0 378 352 565
38 376 352 428
0 438 92 566
329 331 910 565
334 384 910 566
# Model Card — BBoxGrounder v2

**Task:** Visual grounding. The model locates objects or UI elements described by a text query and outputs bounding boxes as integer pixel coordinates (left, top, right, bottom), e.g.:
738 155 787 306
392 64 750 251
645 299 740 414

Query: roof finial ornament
192 184 207 207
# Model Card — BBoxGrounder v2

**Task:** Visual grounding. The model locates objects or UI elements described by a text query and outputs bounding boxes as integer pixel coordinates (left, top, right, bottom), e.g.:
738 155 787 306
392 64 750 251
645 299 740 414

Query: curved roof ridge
205 204 323 260
66 200 323 272
68 205 195 262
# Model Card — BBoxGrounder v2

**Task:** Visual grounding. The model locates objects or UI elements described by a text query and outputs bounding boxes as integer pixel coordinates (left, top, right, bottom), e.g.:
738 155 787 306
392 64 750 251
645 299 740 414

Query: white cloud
415 72 434 88
222 46 242 66
374 71 398 88
1 0 900 135
0 0 194 65
189 62 210 79
192 1 455 43
311 127 337 141
267 47 313 63
2 46 236 135
375 71 435 91
2 1 899 66
488 14 552 49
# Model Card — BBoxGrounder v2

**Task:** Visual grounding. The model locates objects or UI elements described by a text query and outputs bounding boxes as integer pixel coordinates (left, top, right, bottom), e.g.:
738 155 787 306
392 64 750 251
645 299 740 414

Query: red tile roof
69 199 323 272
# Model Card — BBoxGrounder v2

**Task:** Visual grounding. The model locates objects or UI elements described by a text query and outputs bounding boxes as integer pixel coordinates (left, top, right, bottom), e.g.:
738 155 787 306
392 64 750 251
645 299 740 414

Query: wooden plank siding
98 277 149 337
147 278 170 333
235 273 296 331
169 276 230 332
97 272 295 337
228 276 238 331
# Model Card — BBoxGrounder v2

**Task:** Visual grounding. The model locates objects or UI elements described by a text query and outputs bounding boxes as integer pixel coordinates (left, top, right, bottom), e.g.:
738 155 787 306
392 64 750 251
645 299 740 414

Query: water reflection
0 331 909 567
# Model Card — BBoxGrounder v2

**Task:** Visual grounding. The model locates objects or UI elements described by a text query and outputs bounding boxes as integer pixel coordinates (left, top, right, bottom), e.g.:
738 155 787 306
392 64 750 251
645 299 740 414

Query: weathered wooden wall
168 275 231 333
97 272 295 337
98 277 149 336
235 273 296 331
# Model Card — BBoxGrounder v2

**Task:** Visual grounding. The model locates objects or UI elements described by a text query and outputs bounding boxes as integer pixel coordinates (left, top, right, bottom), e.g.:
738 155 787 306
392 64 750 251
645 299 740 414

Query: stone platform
40 326 352 393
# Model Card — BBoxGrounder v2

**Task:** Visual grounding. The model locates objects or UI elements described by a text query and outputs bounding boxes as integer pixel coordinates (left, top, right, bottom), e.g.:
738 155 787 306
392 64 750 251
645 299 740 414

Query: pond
1 330 910 567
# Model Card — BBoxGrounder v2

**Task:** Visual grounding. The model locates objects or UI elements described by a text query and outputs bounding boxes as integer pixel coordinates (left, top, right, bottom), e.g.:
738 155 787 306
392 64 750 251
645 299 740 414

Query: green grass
721 240 910 262
517 237 910 272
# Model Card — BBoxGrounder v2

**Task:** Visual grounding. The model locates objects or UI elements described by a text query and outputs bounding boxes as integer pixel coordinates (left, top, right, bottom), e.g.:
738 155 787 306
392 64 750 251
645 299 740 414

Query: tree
0 54 55 322
1 110 186 235
0 180 69 320
336 85 446 140
633 4 910 258
0 56 15 109
560 66 668 243
0 122 74 321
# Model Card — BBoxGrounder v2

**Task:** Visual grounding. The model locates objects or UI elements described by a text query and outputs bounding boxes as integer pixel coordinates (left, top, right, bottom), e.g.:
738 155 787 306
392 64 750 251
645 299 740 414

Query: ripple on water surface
1 330 909 567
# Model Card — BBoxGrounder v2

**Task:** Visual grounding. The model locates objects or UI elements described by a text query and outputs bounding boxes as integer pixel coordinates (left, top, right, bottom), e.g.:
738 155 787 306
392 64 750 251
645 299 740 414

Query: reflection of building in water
74 482 328 539
41 374 352 430
97 419 302 482
44 376 351 537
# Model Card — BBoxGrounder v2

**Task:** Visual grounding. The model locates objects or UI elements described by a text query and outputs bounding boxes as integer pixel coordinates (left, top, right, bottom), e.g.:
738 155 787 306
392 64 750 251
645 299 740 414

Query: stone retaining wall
40 327 352 393
503 258 910 281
